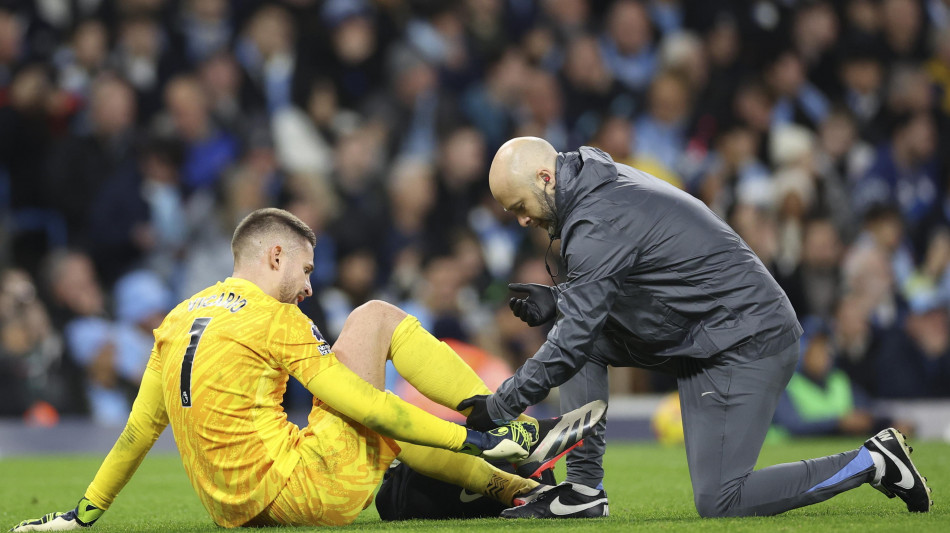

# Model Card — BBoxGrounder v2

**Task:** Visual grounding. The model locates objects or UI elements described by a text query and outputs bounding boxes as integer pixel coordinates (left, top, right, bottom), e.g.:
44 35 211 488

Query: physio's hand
508 283 556 327
10 497 103 532
457 394 497 432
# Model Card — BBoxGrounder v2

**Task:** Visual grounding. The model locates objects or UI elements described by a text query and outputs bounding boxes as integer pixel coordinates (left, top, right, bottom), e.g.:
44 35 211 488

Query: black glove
508 283 556 327
457 395 497 431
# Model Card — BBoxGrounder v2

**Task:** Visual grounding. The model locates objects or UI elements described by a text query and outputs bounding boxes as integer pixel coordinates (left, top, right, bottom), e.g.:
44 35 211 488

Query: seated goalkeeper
11 208 600 530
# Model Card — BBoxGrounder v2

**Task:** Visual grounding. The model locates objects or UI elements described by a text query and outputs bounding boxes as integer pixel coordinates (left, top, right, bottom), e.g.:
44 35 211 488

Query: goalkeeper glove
459 422 538 462
10 497 104 532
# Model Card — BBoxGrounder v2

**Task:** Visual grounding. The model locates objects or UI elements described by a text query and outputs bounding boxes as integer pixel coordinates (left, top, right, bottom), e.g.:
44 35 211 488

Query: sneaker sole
516 400 607 478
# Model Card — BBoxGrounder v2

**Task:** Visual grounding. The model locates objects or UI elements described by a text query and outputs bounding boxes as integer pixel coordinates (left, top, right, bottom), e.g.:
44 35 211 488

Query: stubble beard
534 187 558 237
277 275 299 304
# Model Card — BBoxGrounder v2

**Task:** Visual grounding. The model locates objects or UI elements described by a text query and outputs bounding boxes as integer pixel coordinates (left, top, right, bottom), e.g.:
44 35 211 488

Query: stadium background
1 0 950 452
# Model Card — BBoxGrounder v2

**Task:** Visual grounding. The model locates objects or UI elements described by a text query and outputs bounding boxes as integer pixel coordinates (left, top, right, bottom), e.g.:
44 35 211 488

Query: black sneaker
515 400 607 479
864 428 933 512
501 482 609 518
512 483 557 507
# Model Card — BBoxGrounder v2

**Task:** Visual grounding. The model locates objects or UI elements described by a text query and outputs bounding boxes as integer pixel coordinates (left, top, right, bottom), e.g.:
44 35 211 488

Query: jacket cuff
487 393 520 424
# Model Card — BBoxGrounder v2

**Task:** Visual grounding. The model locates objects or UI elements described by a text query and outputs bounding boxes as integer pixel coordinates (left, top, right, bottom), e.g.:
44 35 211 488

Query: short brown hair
231 208 317 265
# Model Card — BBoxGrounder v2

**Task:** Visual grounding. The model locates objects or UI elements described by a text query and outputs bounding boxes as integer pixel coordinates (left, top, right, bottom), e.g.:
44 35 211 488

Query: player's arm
306 362 467 449
10 367 169 532
303 362 527 459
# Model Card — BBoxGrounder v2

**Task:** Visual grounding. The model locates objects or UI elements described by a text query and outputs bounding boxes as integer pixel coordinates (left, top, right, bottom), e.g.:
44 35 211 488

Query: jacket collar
552 147 619 238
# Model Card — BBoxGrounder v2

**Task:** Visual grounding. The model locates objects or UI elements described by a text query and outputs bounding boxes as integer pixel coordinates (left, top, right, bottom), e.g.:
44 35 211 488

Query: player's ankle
868 450 885 484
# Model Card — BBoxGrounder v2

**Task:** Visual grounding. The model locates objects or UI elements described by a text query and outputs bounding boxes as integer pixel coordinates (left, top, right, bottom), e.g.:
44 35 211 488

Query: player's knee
694 494 726 518
352 300 407 327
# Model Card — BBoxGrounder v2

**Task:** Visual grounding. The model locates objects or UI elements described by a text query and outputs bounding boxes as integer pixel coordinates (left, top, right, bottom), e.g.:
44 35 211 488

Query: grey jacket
488 147 803 420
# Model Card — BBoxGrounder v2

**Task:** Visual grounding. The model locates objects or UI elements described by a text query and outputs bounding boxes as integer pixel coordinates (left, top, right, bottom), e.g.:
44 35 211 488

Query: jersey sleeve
269 306 340 384
84 362 169 509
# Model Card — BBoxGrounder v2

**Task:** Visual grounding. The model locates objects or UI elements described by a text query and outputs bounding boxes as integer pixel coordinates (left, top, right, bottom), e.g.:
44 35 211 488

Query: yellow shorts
246 401 400 527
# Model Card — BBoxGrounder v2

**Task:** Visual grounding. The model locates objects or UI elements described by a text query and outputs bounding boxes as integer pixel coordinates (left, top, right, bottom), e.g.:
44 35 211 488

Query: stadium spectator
235 4 296 114
853 112 939 237
870 291 950 398
633 70 692 176
763 49 830 130
52 19 109 106
832 292 880 396
772 317 914 438
779 217 844 321
45 74 138 254
812 107 873 240
197 51 247 139
114 15 180 122
559 34 629 147
86 135 188 283
176 0 232 67
157 74 238 192
837 49 886 142
517 68 569 151
462 47 528 151
0 268 68 420
380 157 437 291
598 0 657 95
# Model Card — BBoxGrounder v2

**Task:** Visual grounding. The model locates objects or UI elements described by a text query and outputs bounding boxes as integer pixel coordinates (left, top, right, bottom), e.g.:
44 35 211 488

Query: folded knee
694 494 726 518
695 493 765 518
351 300 407 326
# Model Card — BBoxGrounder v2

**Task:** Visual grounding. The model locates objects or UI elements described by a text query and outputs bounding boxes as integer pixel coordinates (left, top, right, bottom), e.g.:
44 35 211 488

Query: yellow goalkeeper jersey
154 277 335 524
83 277 466 528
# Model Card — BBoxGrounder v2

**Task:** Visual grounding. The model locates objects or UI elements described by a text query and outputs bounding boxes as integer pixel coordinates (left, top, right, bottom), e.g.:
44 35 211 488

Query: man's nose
518 216 531 227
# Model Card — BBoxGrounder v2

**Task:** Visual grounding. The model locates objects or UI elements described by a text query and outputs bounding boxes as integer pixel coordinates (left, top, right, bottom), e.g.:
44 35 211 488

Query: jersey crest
311 323 332 355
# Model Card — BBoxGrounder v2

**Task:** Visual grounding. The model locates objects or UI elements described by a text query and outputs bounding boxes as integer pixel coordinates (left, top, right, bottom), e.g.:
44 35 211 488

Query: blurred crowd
2 0 950 427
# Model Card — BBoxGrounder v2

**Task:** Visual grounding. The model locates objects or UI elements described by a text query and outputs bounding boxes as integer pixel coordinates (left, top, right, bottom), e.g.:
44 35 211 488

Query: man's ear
538 169 554 186
268 245 283 271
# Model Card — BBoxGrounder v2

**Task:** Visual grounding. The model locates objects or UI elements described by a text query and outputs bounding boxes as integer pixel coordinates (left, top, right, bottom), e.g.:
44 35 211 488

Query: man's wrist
486 394 519 425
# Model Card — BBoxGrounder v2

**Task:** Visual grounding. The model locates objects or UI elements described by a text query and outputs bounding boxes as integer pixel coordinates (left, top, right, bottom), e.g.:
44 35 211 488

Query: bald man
460 138 932 518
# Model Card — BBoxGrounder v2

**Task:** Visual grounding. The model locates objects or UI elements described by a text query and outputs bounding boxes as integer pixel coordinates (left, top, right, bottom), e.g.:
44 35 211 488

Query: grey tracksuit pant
560 339 876 517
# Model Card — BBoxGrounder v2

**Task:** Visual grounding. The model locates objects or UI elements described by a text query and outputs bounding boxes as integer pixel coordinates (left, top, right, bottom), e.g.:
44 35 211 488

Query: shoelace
505 421 538 449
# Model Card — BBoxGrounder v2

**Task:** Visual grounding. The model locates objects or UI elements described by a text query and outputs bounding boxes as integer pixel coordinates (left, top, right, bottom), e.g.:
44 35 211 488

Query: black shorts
375 461 556 520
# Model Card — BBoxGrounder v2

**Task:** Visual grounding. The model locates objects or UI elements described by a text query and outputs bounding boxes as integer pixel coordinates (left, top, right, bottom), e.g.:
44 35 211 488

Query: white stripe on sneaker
873 437 915 490
549 496 609 516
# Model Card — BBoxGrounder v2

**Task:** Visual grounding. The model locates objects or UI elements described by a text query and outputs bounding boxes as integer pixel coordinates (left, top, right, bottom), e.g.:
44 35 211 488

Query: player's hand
10 497 103 531
460 428 530 462
457 394 498 432
508 283 556 327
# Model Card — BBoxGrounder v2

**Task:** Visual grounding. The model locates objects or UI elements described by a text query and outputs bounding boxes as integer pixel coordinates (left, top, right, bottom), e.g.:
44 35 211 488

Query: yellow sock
396 441 539 505
389 316 492 412
389 315 540 427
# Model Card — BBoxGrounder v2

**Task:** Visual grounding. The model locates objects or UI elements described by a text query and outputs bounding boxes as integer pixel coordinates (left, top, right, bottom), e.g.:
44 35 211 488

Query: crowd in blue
1 0 949 428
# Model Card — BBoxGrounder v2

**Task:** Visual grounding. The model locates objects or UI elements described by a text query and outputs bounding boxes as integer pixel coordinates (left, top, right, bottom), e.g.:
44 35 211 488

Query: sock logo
459 488 483 503
485 472 506 501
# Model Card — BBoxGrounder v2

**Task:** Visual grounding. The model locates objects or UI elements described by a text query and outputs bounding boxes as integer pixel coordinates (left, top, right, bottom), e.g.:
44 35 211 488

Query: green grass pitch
1 439 947 532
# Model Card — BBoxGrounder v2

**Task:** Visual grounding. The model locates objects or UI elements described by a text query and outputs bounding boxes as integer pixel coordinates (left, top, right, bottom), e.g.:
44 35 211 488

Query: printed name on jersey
311 324 332 355
188 292 248 313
